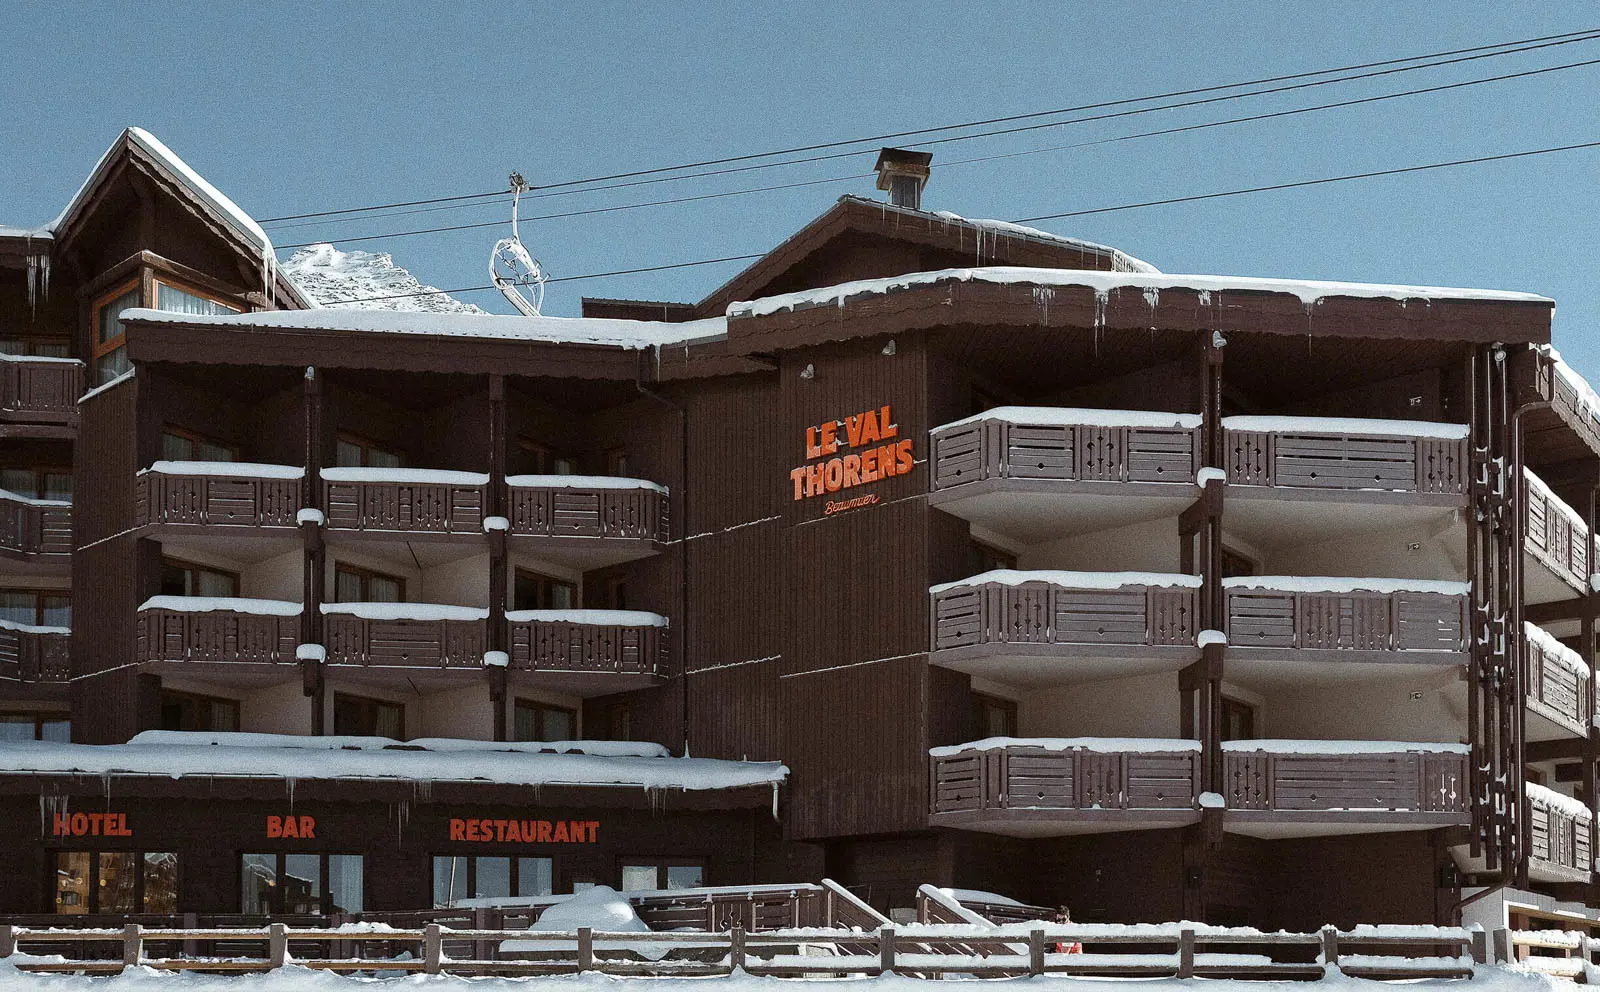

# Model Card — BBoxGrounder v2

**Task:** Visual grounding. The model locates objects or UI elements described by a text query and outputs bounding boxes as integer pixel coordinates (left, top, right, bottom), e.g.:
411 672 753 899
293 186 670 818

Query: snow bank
281 243 485 314
932 569 1202 595
506 474 668 494
937 887 1030 908
1221 576 1469 596
500 886 668 958
320 467 488 486
1527 782 1593 821
1525 622 1589 678
937 405 1200 432
138 596 302 616
1220 416 1469 440
0 352 78 365
1220 740 1470 755
505 609 668 627
320 602 488 622
932 737 1201 757
141 460 303 479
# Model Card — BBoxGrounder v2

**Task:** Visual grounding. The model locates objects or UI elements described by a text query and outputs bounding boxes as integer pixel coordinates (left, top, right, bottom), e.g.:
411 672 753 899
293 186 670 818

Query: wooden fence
930 417 1199 490
1528 633 1590 737
932 579 1198 653
323 613 486 668
136 471 300 528
1223 427 1466 495
1224 587 1468 657
0 624 68 682
508 484 668 542
1529 790 1594 882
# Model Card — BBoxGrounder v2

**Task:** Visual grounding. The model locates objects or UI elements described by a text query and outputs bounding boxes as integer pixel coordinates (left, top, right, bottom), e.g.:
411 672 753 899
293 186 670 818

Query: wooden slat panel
0 359 83 421
929 415 1198 489
324 480 485 534
506 485 668 541
134 609 298 665
933 745 1200 815
931 581 1196 651
507 620 665 676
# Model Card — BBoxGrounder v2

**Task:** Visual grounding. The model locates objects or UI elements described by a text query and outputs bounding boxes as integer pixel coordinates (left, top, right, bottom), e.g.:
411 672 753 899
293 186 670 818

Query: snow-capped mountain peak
282 243 484 313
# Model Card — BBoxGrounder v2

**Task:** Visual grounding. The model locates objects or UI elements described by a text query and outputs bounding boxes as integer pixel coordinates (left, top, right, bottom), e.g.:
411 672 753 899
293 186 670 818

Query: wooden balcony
0 491 70 563
135 598 300 668
321 604 487 669
1222 578 1468 667
1221 742 1469 836
1222 417 1468 502
506 610 668 694
930 571 1200 685
1524 468 1589 599
929 739 1202 836
1528 784 1594 884
1526 622 1590 739
135 463 302 529
0 356 83 429
322 469 487 536
505 476 669 568
0 621 69 683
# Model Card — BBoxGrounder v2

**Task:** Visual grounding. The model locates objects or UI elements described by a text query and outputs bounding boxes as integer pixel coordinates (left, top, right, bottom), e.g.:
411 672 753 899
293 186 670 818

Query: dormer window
92 276 242 386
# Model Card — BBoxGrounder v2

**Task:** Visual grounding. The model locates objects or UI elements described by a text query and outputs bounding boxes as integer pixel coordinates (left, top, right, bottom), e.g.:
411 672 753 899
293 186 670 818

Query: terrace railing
1220 743 1468 815
1528 784 1594 882
0 491 70 557
322 468 487 535
135 463 301 529
506 476 669 542
1222 578 1468 659
929 408 1200 491
1524 468 1589 593
321 604 487 668
505 611 668 677
1526 623 1590 736
1221 417 1467 496
0 356 82 425
929 740 1202 816
0 621 69 682
135 599 300 666
931 571 1199 654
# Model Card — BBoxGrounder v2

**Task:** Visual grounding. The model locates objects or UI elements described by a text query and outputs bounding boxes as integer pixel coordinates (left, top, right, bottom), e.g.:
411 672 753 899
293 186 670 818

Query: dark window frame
160 557 241 598
1220 696 1257 742
161 425 239 463
604 447 630 477
159 690 241 733
332 691 405 739
513 698 578 742
90 279 141 387
0 466 73 502
0 588 71 626
334 433 404 469
239 851 364 915
515 437 579 476
0 710 69 741
513 568 576 612
971 692 1018 739
333 562 407 603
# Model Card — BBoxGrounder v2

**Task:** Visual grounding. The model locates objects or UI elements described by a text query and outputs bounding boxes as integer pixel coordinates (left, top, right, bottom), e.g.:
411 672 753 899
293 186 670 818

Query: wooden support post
0 925 13 958
1178 927 1195 978
1320 926 1339 971
1493 927 1512 965
879 925 896 975
1029 927 1045 975
730 924 746 970
122 923 141 968
423 924 442 975
577 926 595 971
268 923 288 969
182 912 198 958
1471 927 1488 965
473 907 490 962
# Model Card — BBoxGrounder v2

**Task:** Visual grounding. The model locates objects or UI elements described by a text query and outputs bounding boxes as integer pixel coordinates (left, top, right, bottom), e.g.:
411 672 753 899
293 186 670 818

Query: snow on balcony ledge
0 617 70 635
1526 622 1590 678
935 405 1201 432
321 602 487 622
931 569 1202 595
138 596 302 616
320 467 489 486
1526 466 1587 536
1528 782 1594 821
1220 416 1469 440
0 352 81 366
140 460 304 479
1220 576 1468 597
1219 739 1469 755
0 487 70 507
506 474 668 494
931 737 1201 758
506 609 668 628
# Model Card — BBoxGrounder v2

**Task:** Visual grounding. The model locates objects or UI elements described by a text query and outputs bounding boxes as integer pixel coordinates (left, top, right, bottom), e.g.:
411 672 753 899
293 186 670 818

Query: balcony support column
302 367 326 735
487 374 508 741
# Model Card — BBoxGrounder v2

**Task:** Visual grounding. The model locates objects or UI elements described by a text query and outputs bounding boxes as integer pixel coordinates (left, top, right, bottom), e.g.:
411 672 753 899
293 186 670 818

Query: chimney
874 147 933 210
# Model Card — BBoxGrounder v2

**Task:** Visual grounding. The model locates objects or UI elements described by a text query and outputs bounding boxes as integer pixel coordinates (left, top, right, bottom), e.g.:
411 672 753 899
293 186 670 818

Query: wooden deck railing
135 603 299 666
1527 624 1590 736
0 494 69 557
322 608 487 668
0 623 68 682
1528 786 1594 882
0 357 82 424
1223 583 1468 657
507 481 669 542
1221 746 1468 814
1222 421 1467 495
506 614 667 677
930 742 1201 816
931 574 1199 653
322 471 487 535
136 468 301 528
1525 469 1590 593
929 412 1200 490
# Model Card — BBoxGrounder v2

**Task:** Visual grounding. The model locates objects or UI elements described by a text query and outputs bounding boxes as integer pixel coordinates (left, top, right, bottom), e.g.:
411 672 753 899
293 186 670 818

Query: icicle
287 777 296 810
102 772 113 802
770 783 780 821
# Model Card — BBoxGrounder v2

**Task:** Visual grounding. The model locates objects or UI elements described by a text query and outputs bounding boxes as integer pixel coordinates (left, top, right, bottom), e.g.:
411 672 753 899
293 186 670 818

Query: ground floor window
332 692 404 738
241 853 363 914
432 855 553 907
0 710 68 742
619 860 703 892
513 699 576 742
160 691 240 733
54 851 177 914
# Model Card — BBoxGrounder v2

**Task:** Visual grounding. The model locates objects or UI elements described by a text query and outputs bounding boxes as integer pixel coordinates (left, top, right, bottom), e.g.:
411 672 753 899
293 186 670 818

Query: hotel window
161 427 237 463
0 589 70 626
604 448 630 477
1221 697 1257 742
54 851 178 914
159 691 240 733
333 692 404 739
431 856 553 907
515 438 577 476
513 569 575 611
91 282 140 387
334 563 405 603
241 853 363 915
160 559 240 598
334 434 403 469
589 575 627 611
0 711 68 742
619 860 703 892
1220 547 1258 579
969 540 1016 575
154 279 242 318
513 699 577 742
972 693 1017 739
0 338 70 359
0 468 72 502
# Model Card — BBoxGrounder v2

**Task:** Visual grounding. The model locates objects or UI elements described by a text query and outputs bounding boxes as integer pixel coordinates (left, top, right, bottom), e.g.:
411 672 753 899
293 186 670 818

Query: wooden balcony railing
1525 468 1589 593
1220 743 1468 814
929 408 1201 491
929 740 1202 816
931 571 1200 654
322 469 487 535
1526 622 1590 736
1221 417 1468 496
135 463 301 528
0 620 69 682
1222 578 1468 658
505 610 668 676
0 356 83 425
506 477 669 542
1528 784 1593 881
0 492 70 557
135 599 300 665
322 604 487 668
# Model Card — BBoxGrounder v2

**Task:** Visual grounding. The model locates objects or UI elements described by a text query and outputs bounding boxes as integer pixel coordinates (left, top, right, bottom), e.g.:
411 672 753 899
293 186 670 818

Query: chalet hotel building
0 128 1595 932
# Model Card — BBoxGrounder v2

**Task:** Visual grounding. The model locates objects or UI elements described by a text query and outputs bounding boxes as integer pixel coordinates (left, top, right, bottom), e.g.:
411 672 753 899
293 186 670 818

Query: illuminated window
54 850 177 914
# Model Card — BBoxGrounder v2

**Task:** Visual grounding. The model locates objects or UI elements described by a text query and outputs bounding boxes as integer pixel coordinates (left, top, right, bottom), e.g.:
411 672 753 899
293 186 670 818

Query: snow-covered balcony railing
1220 740 1469 823
506 475 669 543
135 597 301 666
1222 417 1468 499
135 461 301 529
0 353 82 424
1221 576 1468 663
928 738 1202 828
322 467 487 535
1524 468 1589 595
0 488 70 558
321 602 487 669
929 407 1200 491
0 617 69 682
1528 783 1594 883
506 609 668 678
931 571 1200 663
1526 622 1590 738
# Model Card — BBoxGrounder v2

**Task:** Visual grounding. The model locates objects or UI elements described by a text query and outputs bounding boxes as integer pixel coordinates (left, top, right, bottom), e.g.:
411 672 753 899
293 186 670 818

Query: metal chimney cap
873 147 934 190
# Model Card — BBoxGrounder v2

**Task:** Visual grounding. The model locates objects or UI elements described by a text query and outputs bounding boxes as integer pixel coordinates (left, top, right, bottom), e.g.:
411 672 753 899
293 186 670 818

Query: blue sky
3 2 1598 372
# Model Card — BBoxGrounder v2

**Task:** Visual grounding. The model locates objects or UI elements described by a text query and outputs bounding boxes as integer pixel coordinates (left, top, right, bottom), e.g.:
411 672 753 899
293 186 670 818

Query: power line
257 27 1600 225
275 53 1600 250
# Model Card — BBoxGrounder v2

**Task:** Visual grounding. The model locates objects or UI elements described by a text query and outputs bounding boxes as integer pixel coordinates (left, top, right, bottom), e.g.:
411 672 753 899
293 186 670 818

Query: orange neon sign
790 404 912 502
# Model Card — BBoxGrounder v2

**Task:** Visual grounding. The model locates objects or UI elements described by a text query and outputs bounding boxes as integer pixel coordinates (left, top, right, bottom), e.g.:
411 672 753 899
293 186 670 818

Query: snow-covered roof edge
927 208 1159 274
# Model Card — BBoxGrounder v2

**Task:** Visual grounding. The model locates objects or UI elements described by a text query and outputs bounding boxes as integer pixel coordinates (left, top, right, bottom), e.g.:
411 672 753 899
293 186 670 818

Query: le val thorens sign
789 404 913 514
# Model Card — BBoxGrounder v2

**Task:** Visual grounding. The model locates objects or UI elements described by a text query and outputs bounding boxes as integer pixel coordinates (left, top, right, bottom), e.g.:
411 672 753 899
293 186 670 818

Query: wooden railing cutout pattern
324 479 485 534
930 418 1199 490
1223 429 1466 495
933 581 1197 653
1221 750 1467 814
931 745 1201 815
508 486 668 542
136 609 298 666
136 473 300 528
0 498 69 556
1224 588 1467 655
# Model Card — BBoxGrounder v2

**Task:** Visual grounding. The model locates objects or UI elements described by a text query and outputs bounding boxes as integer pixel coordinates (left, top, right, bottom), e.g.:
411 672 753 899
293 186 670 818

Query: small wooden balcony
928 739 1202 836
1523 467 1589 601
505 476 669 569
0 490 70 565
1528 783 1594 884
927 407 1200 541
1222 417 1468 501
321 603 487 670
136 462 302 529
929 570 1200 686
1526 622 1590 739
0 355 83 430
322 468 487 537
0 620 69 684
135 598 301 670
506 609 669 695
1221 741 1469 837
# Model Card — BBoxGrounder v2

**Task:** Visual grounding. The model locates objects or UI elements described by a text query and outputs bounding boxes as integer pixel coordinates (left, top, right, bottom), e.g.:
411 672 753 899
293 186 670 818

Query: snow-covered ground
281 243 484 313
